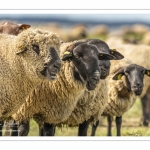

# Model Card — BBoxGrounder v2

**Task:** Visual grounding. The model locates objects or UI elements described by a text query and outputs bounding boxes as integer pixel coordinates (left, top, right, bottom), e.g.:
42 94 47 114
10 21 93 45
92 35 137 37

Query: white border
0 0 150 9
1 10 150 14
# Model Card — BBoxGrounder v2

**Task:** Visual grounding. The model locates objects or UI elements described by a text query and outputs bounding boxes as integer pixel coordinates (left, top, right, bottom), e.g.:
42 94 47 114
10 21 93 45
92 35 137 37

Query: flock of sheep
0 21 150 136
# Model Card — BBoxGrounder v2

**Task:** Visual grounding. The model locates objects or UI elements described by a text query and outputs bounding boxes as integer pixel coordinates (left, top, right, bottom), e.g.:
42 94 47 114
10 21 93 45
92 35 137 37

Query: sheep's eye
32 44 40 55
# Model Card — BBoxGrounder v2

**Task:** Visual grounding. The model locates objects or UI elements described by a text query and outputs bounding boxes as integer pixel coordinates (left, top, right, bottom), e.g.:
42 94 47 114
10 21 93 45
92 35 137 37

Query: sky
0 14 150 23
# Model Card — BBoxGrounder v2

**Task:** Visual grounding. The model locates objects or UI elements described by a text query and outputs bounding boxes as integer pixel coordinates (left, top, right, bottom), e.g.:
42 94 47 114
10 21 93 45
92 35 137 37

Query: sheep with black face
0 28 62 135
91 58 150 136
105 39 150 126
51 39 124 136
38 39 123 136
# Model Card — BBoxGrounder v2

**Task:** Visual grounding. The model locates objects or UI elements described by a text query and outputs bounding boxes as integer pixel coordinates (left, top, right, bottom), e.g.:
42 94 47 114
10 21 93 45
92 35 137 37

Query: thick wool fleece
0 28 61 121
59 79 108 127
102 58 137 117
12 41 88 128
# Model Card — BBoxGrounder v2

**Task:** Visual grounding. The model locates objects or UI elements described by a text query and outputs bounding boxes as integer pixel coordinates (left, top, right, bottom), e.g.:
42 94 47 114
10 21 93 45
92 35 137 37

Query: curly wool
0 28 61 121
105 39 150 98
102 58 137 117
12 41 88 128
58 79 108 127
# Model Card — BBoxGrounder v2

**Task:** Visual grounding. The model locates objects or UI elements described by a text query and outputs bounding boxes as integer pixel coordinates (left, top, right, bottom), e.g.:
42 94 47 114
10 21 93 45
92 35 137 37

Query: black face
85 39 112 79
99 60 111 79
124 64 145 95
113 64 150 96
40 47 61 80
72 43 101 90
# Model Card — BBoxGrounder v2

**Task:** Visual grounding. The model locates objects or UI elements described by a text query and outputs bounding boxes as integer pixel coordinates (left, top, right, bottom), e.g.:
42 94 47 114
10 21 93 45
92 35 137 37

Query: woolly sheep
142 31 150 45
12 40 114 136
91 58 150 136
37 38 124 136
0 21 31 136
66 24 88 42
105 40 150 126
0 21 31 35
0 28 62 136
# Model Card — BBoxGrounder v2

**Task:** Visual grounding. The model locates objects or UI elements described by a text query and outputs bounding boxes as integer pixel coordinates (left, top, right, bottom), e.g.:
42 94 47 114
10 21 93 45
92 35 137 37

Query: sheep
0 21 31 35
36 38 124 136
142 31 150 45
0 21 31 136
91 58 150 136
66 24 88 42
11 40 115 136
90 24 109 37
0 28 62 136
105 40 150 126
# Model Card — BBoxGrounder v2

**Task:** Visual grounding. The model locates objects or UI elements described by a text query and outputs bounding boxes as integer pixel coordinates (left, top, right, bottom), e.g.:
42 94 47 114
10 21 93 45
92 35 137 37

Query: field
26 98 150 136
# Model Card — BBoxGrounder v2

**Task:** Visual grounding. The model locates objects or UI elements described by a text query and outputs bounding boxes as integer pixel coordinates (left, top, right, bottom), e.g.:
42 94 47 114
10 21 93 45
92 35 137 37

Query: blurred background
1 13 150 136
1 14 150 43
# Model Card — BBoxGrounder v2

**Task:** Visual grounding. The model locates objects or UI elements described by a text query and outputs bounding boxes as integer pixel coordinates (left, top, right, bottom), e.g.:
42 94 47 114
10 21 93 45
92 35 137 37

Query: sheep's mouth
133 90 142 96
132 88 142 96
40 67 57 80
86 81 96 91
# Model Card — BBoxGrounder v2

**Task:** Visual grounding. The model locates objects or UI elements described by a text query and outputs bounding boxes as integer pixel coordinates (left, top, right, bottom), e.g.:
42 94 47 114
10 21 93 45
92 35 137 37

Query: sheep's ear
112 70 125 80
109 49 124 60
62 51 73 61
16 46 27 55
145 70 150 77
18 24 31 30
99 52 114 60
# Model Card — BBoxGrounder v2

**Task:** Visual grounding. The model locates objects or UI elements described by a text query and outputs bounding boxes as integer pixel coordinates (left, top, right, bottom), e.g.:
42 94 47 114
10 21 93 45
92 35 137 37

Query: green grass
87 34 108 41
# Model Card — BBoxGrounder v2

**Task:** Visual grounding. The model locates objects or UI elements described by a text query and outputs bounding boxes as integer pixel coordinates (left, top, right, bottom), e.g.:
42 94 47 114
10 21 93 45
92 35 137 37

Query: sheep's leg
42 123 55 136
18 121 30 136
78 120 90 136
4 123 11 136
11 120 18 136
141 94 149 126
0 121 4 136
107 116 113 136
91 120 99 136
115 116 122 136
39 127 44 136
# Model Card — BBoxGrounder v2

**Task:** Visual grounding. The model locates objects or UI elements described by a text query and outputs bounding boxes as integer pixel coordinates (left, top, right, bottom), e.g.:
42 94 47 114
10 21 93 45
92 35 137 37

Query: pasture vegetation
23 98 150 136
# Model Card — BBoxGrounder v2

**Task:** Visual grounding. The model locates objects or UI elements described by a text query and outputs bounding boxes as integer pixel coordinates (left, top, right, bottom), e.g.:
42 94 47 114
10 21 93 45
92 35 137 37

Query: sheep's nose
54 60 61 70
133 84 143 90
90 71 100 84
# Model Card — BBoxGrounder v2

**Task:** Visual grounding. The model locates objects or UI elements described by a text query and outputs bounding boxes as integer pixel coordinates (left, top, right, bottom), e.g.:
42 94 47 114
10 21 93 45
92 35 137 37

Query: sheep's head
112 64 150 96
85 38 124 79
15 29 62 81
62 42 114 90
0 21 31 35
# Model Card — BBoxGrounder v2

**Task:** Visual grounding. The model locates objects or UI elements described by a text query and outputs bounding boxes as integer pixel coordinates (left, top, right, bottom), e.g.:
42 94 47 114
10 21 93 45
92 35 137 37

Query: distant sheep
0 21 31 35
0 28 62 136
